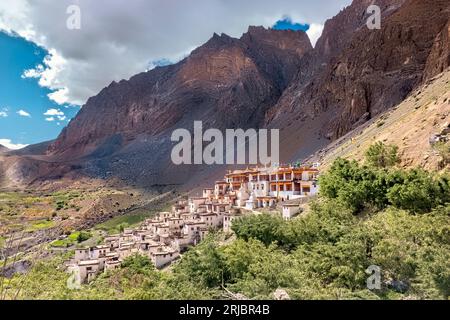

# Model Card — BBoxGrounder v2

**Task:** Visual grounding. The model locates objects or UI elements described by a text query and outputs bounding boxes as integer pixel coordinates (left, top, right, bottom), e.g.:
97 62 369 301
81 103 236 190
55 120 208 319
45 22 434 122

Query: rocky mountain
48 27 312 159
267 0 450 161
38 27 312 189
306 69 450 172
2 0 449 190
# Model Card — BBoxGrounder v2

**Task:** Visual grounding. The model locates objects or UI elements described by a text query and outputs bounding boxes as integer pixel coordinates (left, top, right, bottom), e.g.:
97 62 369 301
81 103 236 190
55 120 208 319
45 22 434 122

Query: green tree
231 213 285 246
386 169 450 213
365 142 399 168
319 158 388 213
118 223 128 233
320 156 449 214
121 254 154 273
76 231 91 243
174 235 228 288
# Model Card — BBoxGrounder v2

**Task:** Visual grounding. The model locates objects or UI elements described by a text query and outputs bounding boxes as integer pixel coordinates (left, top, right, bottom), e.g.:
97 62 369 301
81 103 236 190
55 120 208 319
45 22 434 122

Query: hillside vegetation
2 143 449 300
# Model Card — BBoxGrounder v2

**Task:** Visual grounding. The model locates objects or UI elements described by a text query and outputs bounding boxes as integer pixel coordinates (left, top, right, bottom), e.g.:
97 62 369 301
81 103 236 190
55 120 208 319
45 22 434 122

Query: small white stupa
245 191 258 210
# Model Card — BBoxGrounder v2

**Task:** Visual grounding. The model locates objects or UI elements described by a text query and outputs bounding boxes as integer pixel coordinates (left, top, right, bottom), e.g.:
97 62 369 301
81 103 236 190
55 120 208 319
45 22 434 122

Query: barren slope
306 69 450 171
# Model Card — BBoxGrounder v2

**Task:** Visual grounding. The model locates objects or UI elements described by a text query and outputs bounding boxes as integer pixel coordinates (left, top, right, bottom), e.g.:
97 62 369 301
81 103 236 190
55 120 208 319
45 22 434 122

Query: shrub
365 142 399 168
386 169 450 213
434 141 450 166
76 231 92 243
319 157 449 214
231 213 285 246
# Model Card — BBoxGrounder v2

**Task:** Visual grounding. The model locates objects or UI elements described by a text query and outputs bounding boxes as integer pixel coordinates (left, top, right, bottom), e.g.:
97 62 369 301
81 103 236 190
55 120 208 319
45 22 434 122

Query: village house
223 211 244 233
282 204 301 220
68 164 319 284
150 247 180 269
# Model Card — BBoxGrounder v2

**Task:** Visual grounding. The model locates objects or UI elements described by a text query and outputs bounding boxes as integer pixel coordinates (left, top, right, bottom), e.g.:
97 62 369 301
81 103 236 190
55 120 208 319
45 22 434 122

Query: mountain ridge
1 0 449 190
267 0 450 162
47 26 312 159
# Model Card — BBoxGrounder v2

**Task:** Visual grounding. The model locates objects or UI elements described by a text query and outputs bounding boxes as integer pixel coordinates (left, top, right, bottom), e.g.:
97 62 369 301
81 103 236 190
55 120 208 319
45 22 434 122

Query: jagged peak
209 32 234 42
247 25 267 33
241 25 312 53
194 32 239 52
242 25 311 44
245 25 307 35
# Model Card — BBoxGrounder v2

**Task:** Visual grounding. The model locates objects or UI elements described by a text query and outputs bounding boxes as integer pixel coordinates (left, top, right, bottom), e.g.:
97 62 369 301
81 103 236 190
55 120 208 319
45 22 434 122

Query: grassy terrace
94 210 157 234
25 220 56 232
0 188 141 236
0 190 84 235
92 196 171 234
50 231 92 248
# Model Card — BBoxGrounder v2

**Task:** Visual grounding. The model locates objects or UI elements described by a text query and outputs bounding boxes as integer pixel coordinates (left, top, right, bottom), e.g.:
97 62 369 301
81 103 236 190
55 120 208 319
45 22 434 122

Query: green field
0 190 87 234
50 231 92 248
25 220 56 232
94 210 157 234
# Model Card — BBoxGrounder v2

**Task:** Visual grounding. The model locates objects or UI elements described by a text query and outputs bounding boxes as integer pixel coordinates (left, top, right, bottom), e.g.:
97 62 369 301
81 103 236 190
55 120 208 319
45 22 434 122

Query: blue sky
0 32 78 149
273 17 310 32
0 18 309 149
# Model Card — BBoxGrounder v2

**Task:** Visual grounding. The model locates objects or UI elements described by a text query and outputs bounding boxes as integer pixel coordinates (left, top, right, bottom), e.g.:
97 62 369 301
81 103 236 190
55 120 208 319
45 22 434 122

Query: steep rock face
315 0 406 63
241 26 313 90
324 0 450 138
423 20 450 81
268 0 450 145
38 28 313 189
267 0 408 125
48 28 312 160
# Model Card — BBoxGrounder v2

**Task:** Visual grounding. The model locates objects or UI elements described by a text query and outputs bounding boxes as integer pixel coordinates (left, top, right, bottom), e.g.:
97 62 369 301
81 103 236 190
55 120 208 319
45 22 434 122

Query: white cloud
22 64 44 79
0 138 29 150
45 117 55 121
17 109 31 117
44 108 64 116
306 23 325 47
0 108 8 117
0 0 351 106
44 108 66 121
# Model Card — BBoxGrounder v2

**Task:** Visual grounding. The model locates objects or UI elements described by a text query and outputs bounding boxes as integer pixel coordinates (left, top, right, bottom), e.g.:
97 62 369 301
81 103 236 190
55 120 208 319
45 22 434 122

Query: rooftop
78 260 100 266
